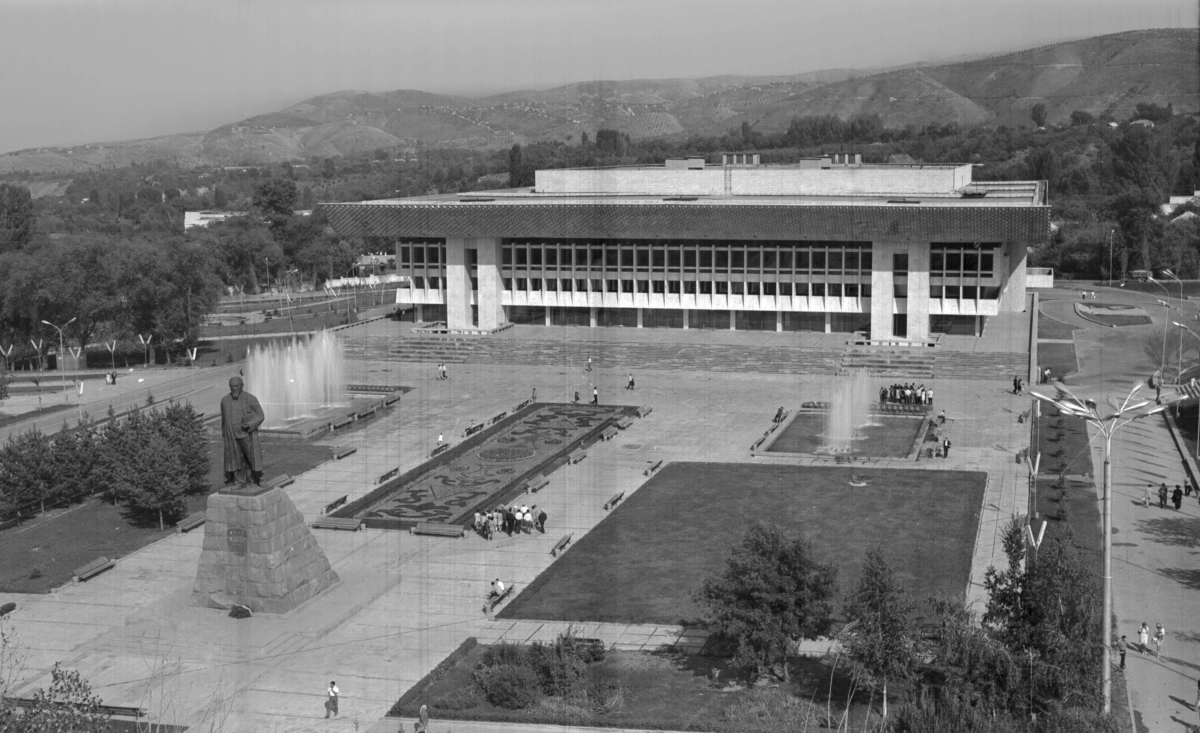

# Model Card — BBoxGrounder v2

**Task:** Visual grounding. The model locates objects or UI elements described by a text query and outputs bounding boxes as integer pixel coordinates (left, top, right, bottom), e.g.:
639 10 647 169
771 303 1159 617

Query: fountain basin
762 411 923 458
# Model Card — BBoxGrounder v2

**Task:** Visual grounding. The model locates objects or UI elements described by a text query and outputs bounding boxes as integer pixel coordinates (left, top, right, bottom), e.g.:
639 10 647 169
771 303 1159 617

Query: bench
332 418 354 430
0 602 14 617
616 415 634 429
176 511 206 533
311 516 361 531
6 698 145 719
483 581 515 613
412 522 465 538
835 455 855 464
356 408 377 420
644 459 663 477
324 495 348 515
74 556 115 583
604 491 625 511
377 467 399 484
0 517 17 531
568 448 587 464
601 425 619 441
335 446 357 460
526 474 550 493
551 533 573 557
384 394 402 406
636 405 653 418
430 444 450 458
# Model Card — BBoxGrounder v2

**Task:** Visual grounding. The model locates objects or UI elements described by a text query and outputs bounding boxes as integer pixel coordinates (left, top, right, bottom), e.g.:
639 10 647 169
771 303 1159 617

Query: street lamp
40 317 76 403
1106 229 1115 284
1027 380 1183 715
1161 270 1184 380
1173 320 1200 461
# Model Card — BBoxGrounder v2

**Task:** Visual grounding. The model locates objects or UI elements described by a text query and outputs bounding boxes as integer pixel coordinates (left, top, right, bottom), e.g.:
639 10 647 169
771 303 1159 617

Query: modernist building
321 154 1049 342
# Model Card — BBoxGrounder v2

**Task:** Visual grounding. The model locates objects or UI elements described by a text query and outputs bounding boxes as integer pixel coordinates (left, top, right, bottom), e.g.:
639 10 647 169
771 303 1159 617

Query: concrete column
475 238 505 331
906 242 930 342
776 311 783 332
870 241 896 341
415 304 424 323
682 309 689 330
444 238 472 329
730 310 737 330
589 306 597 328
824 311 831 333
637 308 644 328
545 309 552 327
999 241 1028 312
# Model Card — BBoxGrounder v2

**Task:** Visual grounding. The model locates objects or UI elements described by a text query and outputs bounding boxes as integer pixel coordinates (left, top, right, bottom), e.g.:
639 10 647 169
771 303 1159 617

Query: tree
0 183 35 253
1030 103 1048 128
213 185 228 209
1110 127 1179 200
694 523 836 681
0 660 112 733
841 547 918 719
1070 110 1095 126
160 402 209 495
252 178 298 234
0 429 56 515
1108 187 1162 271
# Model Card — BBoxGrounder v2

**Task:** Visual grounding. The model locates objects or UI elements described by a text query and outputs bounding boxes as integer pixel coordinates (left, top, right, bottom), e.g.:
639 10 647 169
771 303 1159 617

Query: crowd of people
880 383 933 405
473 504 546 540
1144 481 1196 511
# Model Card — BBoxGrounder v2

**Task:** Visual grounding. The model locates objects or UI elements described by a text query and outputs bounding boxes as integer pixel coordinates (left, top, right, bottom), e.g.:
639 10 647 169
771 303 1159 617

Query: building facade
321 156 1049 342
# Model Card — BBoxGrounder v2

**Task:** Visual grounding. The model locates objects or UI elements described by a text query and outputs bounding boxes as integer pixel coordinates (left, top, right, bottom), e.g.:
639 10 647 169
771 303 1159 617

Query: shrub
716 688 823 733
479 664 541 709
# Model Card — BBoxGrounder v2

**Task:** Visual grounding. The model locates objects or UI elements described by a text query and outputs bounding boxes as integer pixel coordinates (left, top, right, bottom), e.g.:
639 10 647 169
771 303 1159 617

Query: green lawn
1037 342 1079 381
0 433 332 593
1038 314 1079 340
500 462 987 626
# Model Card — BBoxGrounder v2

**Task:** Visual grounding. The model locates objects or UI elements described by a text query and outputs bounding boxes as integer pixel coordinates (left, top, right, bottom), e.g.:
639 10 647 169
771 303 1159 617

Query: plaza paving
0 289 1192 731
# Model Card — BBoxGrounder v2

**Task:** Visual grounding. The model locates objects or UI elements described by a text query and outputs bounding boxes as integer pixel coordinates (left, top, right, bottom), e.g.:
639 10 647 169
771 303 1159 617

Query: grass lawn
1038 314 1080 340
0 433 332 593
1033 406 1094 478
395 642 879 733
1037 342 1079 380
500 462 986 626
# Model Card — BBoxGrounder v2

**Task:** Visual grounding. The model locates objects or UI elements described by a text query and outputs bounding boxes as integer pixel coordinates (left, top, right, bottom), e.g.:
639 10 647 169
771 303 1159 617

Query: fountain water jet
245 331 347 428
823 369 874 453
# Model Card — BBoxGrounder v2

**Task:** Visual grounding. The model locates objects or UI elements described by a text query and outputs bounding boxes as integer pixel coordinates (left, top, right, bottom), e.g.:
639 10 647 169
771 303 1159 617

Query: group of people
473 504 546 539
435 363 449 380
1011 376 1024 394
880 383 933 405
1145 481 1196 511
102 370 119 385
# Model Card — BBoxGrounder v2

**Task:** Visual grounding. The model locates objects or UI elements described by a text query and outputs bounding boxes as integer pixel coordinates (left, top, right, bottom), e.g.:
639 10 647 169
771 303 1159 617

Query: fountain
245 331 347 428
823 369 874 453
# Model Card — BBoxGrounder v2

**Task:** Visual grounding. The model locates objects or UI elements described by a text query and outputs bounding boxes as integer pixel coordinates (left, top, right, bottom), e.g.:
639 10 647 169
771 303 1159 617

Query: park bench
644 459 663 477
526 474 550 493
310 516 361 531
616 415 634 429
332 418 354 430
835 455 855 464
636 405 653 418
384 393 402 406
483 581 515 613
603 491 625 511
0 602 14 617
74 556 115 583
176 511 206 533
357 408 377 420
568 448 587 464
412 522 465 538
335 446 358 460
601 426 619 441
324 495 348 515
6 698 145 719
265 474 293 490
430 444 450 458
551 533 573 557
378 467 399 484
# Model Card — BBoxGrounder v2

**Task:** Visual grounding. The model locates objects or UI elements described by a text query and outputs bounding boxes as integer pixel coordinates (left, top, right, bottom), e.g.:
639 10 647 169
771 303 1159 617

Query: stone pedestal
191 486 338 614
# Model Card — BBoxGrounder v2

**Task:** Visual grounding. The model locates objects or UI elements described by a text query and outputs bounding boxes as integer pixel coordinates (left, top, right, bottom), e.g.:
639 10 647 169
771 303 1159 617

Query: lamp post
1107 229 1115 284
40 317 76 403
1149 277 1173 378
1027 380 1182 715
1161 270 1184 380
1173 320 1200 461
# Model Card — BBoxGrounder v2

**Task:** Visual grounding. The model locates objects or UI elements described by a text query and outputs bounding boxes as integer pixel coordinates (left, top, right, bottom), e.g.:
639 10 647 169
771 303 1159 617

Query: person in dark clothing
942 437 951 458
1159 483 1169 509
537 507 547 533
574 391 580 403
1172 485 1184 510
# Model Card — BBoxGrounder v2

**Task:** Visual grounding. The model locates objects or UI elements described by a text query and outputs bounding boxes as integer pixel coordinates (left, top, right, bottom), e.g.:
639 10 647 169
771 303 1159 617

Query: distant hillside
1 28 1194 174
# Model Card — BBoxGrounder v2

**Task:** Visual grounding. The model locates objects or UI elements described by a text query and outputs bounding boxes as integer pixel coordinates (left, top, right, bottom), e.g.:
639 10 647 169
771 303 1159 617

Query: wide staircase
839 350 935 379
343 334 482 364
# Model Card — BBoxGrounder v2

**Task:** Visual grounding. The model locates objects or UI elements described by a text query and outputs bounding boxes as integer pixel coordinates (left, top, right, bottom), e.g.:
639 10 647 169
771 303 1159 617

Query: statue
220 376 264 486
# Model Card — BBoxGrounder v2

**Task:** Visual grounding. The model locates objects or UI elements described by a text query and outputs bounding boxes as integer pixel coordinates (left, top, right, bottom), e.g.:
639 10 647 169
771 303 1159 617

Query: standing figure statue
221 376 265 486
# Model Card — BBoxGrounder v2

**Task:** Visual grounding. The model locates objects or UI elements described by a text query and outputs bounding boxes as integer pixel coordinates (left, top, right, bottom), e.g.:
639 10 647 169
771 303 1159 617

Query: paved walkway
2 312 1033 732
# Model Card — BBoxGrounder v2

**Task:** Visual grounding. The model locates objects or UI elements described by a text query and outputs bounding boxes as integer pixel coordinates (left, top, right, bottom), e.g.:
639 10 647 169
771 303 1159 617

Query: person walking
537 506 547 533
1143 484 1153 508
1117 635 1127 670
531 387 537 401
1158 482 1169 509
416 704 430 733
1153 623 1166 658
591 386 598 405
942 437 951 458
325 681 339 718
626 373 635 390
586 356 592 372
1172 484 1184 510
574 390 580 403
1138 622 1150 655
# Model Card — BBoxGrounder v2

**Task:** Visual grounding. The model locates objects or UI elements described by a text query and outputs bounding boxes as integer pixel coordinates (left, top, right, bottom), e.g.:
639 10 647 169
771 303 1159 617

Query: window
467 249 478 266
578 279 589 292
503 278 512 290
428 277 440 289
427 246 440 264
636 249 649 270
827 252 842 273
944 285 959 299
981 253 994 276
747 281 760 296
781 251 794 270
621 250 634 268
637 280 649 294
515 248 527 266
413 276 424 288
684 281 697 294
778 282 792 296
893 253 908 274
746 250 760 270
700 250 713 269
413 247 425 264
544 279 557 291
559 279 571 292
763 282 776 296
652 250 665 269
606 249 619 267
715 250 729 270
861 252 872 270
828 283 842 297
470 277 478 290
545 248 557 266
844 283 858 297
893 283 907 298
668 250 681 269
731 282 744 295
530 248 542 267
845 252 858 271
931 252 943 272
861 284 871 298
668 280 681 294
981 286 1000 300
576 248 588 267
684 250 697 269
501 247 511 266
516 278 527 290
530 278 542 291
622 280 634 293
811 283 825 297
400 246 411 264
811 251 825 271
715 281 729 295
559 249 570 266
593 249 605 267
962 285 977 300
763 250 776 270
606 279 618 293
652 280 665 294
930 286 942 299
699 281 712 294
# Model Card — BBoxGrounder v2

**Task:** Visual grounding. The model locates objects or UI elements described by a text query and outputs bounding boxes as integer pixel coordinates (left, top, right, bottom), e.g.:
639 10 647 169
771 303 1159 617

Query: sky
0 0 1195 154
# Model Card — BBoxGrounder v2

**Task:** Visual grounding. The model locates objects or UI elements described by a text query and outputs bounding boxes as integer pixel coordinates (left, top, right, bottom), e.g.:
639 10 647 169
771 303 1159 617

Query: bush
716 688 823 733
479 664 541 709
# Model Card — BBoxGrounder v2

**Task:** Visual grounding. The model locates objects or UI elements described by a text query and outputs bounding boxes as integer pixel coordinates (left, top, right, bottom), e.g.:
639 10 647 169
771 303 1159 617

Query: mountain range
2 27 1195 175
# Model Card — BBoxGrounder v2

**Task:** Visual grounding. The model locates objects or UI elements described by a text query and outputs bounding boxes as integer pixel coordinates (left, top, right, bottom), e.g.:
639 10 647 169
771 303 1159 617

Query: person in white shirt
325 681 339 718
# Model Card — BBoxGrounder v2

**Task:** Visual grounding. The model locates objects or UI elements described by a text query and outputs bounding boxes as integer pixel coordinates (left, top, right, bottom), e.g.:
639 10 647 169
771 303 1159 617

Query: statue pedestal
191 485 338 614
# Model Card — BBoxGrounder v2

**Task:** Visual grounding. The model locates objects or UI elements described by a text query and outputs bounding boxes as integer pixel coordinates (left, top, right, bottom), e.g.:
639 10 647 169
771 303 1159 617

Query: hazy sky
0 0 1195 153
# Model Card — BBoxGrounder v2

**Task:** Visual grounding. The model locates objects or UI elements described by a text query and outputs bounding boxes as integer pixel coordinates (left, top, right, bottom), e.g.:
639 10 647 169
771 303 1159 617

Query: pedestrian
442 363 448 380
325 681 339 718
1118 635 1127 670
531 387 537 401
586 356 592 372
591 387 598 405
416 704 430 733
537 507 547 533
942 437 951 458
574 390 580 403
1158 482 1168 509
626 373 635 390
1138 622 1149 655
1012 376 1019 394
437 433 443 446
1173 484 1184 510
937 409 946 425
1187 481 1194 497
774 406 784 423
1143 484 1152 508
1153 623 1165 658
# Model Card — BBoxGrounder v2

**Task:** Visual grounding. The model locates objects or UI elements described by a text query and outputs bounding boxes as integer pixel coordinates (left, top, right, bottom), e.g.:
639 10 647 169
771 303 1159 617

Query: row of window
408 276 1000 300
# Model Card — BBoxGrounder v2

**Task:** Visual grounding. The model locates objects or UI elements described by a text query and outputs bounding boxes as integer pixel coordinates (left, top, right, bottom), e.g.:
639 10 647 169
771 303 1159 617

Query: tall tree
252 178 299 235
694 523 836 681
0 183 35 253
841 547 918 719
1110 127 1179 200
1031 102 1048 128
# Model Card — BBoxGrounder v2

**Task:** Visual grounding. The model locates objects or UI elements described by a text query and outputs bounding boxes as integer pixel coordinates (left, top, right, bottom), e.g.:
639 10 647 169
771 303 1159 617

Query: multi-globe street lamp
1159 270 1184 380
40 317 76 403
1027 380 1182 715
1173 320 1200 461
